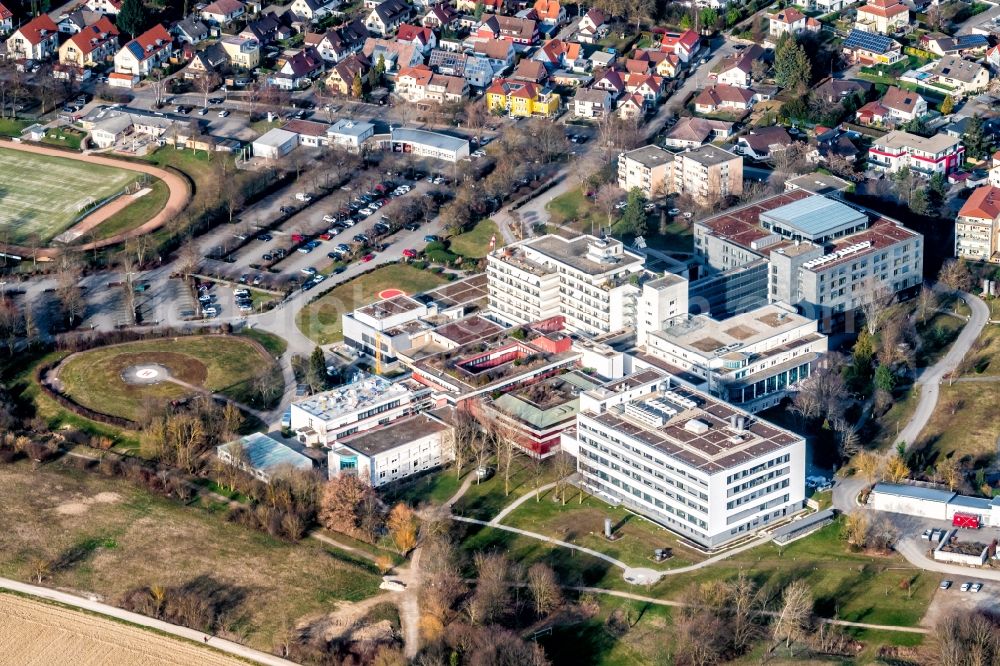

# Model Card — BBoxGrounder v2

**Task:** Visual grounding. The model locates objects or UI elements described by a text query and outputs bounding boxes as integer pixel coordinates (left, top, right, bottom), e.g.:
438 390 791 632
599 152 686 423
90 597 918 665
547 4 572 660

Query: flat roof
391 127 468 152
253 127 297 147
294 373 410 422
329 118 375 137
433 315 504 346
876 129 962 154
872 482 956 503
494 370 600 429
419 273 489 309
622 144 673 168
523 234 644 276
335 413 450 457
785 173 853 195
655 303 816 358
357 294 425 320
221 433 313 473
682 144 740 167
760 195 867 238
584 385 802 474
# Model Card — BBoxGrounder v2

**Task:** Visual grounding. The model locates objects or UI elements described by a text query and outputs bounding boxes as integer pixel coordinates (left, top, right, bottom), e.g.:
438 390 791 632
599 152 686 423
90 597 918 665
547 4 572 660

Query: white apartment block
695 191 924 321
955 184 1000 262
487 234 646 336
564 367 806 548
290 373 418 446
618 144 743 204
869 129 964 176
328 413 454 487
642 302 828 413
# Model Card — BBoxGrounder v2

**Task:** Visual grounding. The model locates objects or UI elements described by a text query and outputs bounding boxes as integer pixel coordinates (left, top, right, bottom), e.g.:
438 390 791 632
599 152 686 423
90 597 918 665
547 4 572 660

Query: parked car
257 233 272 241
295 192 313 202
404 223 420 231
301 267 317 275
971 583 983 593
960 582 972 592
424 235 439 242
218 109 230 118
402 248 417 258
940 580 952 589
361 253 375 262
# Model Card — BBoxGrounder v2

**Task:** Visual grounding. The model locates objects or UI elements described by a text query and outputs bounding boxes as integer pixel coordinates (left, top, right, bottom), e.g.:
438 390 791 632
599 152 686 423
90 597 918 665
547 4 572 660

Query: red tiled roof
67 16 119 54
15 15 58 45
396 23 432 44
771 8 806 24
0 3 12 20
881 86 923 114
695 84 753 107
127 24 172 60
959 185 1000 220
859 0 908 17
533 0 561 21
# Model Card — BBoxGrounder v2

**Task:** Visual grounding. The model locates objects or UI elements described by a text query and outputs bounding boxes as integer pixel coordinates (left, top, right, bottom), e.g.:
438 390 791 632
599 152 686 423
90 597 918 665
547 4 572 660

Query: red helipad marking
378 288 405 299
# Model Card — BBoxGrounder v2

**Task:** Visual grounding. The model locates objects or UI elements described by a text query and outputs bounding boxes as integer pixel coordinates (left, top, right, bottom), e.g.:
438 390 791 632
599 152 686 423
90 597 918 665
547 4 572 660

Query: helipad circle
121 363 171 385
378 288 405 299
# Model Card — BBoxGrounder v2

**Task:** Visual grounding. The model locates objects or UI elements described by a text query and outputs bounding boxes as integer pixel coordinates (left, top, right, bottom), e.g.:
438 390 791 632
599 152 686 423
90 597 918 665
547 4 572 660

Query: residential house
486 78 560 116
589 49 616 70
456 0 501 11
366 0 411 36
711 43 764 88
428 48 504 87
532 38 584 72
694 84 755 114
869 129 964 175
220 35 260 69
422 3 458 30
395 23 435 54
113 24 173 76
576 8 607 43
841 29 903 65
879 86 926 122
592 68 626 97
855 0 909 34
736 126 793 161
59 16 119 68
812 77 871 105
269 46 325 89
659 30 700 63
532 0 565 25
664 117 734 149
931 55 989 95
616 93 645 120
187 42 228 76
326 52 370 94
477 14 538 45
305 20 369 62
85 0 122 14
469 37 515 72
362 37 422 73
987 44 1000 70
633 48 680 77
767 8 820 39
921 33 989 57
200 0 246 27
172 17 209 45
396 63 468 102
0 3 11 35
512 58 547 83
811 127 860 163
572 87 612 118
58 9 103 34
855 100 891 126
290 0 339 23
241 13 286 45
624 72 663 105
6 15 60 61
955 185 1000 261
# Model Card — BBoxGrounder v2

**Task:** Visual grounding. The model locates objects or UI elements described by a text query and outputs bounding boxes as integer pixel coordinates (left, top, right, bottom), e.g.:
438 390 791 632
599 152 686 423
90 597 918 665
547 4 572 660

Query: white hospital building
562 367 806 548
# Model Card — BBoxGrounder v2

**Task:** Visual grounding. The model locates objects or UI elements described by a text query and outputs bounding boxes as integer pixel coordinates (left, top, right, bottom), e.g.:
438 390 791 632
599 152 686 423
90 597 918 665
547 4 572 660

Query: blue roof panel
843 29 895 54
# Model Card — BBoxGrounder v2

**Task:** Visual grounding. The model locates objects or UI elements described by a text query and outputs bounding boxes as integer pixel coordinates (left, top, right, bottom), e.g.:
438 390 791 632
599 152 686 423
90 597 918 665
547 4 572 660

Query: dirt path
0 141 190 259
0 580 296 665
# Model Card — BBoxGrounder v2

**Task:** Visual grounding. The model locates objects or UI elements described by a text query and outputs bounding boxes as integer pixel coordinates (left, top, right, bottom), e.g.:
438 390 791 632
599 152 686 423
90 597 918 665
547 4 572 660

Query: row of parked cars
940 580 984 593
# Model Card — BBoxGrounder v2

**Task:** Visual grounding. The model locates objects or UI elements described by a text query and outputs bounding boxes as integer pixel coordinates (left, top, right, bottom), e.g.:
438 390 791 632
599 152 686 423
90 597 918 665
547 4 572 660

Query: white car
218 109 229 118
668 208 681 216
359 207 374 216
960 582 971 592
295 192 313 202
301 266 318 275
614 200 628 210
323 214 336 223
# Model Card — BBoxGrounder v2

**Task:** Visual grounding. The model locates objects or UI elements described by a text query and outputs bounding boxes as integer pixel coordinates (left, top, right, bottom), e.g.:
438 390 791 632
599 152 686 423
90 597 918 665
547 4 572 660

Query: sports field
0 146 137 245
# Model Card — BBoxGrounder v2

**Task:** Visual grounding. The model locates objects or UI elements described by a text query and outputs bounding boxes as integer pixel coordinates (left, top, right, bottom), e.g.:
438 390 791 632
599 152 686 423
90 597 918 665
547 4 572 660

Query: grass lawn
451 457 560 521
449 218 498 258
0 146 138 245
85 178 171 241
296 264 448 344
546 186 606 234
967 323 1000 375
58 335 282 421
239 328 288 357
912 381 1000 467
646 218 694 253
539 600 673 666
41 127 85 151
458 517 938 634
501 490 708 570
0 118 29 137
0 460 381 652
380 466 466 508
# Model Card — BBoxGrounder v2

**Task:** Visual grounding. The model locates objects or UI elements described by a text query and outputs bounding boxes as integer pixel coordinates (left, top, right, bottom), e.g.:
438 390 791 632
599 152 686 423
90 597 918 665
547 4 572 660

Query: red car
402 248 417 258
362 253 375 262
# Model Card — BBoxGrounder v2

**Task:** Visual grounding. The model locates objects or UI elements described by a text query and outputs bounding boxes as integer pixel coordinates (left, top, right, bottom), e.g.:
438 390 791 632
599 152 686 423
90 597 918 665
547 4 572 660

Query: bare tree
939 258 973 293
916 285 939 324
859 277 897 336
552 452 575 505
450 406 479 479
596 183 625 232
772 580 812 653
55 255 83 328
481 410 521 497
526 563 561 617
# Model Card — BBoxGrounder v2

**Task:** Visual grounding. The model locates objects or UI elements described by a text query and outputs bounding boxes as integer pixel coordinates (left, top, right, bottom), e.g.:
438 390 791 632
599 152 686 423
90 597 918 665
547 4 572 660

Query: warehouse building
869 483 1000 527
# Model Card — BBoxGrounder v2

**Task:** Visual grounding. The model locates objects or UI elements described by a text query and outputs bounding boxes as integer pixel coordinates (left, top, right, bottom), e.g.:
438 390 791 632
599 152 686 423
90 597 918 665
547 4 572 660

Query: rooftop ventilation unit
684 419 709 434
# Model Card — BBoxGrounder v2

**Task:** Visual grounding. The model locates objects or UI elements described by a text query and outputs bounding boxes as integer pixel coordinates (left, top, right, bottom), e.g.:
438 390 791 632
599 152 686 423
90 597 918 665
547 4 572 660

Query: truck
953 512 981 529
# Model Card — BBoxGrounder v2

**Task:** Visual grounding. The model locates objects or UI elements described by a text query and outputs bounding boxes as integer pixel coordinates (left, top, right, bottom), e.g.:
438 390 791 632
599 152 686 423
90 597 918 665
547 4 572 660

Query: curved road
0 576 297 666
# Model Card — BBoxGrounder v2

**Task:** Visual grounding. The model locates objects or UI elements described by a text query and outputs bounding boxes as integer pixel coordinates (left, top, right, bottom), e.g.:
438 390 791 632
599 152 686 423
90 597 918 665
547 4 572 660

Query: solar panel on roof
127 40 145 59
843 29 894 53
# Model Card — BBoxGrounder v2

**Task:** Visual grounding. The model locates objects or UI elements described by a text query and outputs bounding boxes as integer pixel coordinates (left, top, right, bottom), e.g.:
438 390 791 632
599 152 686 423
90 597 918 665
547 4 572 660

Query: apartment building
395 64 468 104
868 129 964 175
642 302 828 412
694 191 924 322
290 373 421 447
563 367 806 548
617 144 743 204
955 185 1000 262
328 413 454 486
485 78 560 117
487 234 646 336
